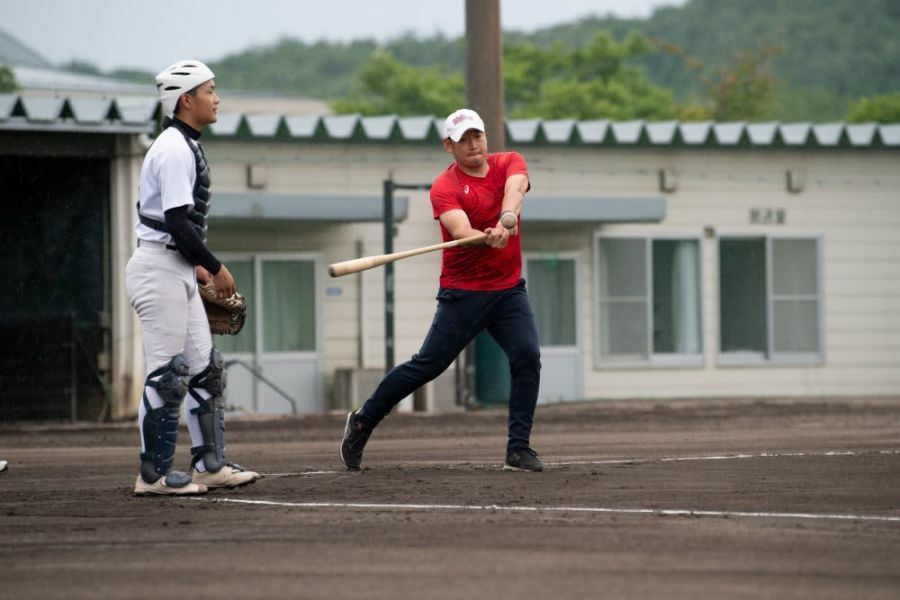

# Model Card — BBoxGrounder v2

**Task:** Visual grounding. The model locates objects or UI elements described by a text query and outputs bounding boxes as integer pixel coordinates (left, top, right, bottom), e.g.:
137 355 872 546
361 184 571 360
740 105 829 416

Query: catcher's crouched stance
125 60 259 496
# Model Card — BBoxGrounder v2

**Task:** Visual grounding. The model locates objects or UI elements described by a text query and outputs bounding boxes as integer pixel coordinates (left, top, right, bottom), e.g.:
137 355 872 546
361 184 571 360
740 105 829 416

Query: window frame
716 234 825 367
523 251 582 350
216 251 323 360
593 232 705 370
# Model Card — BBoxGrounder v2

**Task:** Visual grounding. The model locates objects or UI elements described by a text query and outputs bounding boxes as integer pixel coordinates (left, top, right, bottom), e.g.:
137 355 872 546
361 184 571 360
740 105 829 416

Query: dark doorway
0 155 110 422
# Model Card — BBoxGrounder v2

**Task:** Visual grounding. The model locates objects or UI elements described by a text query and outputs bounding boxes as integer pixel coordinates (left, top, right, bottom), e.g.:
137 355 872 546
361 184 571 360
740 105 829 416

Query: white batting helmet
155 60 215 118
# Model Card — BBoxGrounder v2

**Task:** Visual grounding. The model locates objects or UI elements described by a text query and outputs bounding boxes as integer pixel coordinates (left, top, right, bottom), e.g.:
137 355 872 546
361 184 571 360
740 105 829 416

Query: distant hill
201 0 898 120
8 0 895 120
515 0 900 118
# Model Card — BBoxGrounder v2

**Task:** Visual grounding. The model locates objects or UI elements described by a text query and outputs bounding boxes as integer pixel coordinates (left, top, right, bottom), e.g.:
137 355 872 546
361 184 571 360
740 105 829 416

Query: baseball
500 212 517 229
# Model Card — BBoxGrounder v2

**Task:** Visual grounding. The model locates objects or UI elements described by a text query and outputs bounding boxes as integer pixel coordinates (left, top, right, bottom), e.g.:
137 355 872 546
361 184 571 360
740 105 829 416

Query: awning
210 193 663 224
523 196 666 222
210 192 409 222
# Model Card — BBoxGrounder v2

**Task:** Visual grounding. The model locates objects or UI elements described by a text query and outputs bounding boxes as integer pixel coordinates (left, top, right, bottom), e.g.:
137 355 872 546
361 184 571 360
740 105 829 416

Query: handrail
223 359 298 415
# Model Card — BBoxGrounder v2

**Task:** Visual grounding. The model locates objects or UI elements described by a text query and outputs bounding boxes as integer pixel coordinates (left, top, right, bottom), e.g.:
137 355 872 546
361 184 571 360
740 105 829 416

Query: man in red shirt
340 108 543 472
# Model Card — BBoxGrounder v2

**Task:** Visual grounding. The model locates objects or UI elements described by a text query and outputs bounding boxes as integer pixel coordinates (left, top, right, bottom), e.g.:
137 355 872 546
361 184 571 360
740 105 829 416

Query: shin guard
139 355 190 484
188 348 228 473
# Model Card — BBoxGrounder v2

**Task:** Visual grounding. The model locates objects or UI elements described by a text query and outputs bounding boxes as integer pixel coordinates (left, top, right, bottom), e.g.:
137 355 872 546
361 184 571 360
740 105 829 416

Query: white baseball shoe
191 463 260 489
0 460 8 473
134 472 207 496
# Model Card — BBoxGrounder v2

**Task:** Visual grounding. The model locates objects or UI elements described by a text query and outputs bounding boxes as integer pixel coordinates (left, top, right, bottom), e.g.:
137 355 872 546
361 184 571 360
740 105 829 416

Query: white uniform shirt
135 126 200 243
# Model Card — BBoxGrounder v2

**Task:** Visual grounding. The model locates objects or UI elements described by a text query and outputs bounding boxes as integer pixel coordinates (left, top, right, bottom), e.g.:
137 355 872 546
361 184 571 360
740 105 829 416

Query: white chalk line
264 470 341 477
195 496 900 524
555 448 900 466
261 448 900 477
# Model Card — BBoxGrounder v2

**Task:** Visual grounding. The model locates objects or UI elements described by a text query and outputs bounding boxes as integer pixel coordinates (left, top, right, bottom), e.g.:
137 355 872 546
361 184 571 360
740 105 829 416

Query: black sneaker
504 447 544 472
340 410 374 470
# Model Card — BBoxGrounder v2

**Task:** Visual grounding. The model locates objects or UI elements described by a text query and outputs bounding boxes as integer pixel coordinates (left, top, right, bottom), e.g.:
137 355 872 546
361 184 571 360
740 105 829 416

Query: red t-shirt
430 152 529 291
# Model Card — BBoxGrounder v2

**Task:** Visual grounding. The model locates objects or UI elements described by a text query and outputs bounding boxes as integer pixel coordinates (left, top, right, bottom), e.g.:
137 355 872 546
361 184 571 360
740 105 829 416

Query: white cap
443 108 485 142
155 59 215 118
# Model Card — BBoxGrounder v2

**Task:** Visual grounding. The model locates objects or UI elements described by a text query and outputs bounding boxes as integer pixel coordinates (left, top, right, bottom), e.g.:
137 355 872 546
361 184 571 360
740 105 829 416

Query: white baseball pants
125 240 215 465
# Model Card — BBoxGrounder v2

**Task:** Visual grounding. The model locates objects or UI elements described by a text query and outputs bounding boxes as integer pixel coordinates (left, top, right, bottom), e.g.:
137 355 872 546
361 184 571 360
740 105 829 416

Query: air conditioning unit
332 368 387 411
331 367 461 414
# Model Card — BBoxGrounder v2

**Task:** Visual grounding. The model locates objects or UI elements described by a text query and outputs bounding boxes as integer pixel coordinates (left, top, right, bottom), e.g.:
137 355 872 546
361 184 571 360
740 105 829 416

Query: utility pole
461 0 506 407
465 0 505 151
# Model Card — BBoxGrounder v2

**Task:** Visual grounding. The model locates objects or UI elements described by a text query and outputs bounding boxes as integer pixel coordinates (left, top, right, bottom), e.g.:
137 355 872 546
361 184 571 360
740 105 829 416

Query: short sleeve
504 151 528 177
430 170 462 219
156 141 196 213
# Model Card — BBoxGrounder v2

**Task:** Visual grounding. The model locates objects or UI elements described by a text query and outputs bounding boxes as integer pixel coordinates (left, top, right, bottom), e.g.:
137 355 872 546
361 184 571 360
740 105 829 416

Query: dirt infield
2 397 899 599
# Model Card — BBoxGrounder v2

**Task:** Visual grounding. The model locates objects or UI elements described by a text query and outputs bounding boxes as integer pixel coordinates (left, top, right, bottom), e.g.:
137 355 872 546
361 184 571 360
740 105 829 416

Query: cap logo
452 114 473 125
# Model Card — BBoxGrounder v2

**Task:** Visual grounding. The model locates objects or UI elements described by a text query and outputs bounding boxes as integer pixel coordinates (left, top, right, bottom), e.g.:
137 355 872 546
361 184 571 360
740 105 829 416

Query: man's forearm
501 174 529 217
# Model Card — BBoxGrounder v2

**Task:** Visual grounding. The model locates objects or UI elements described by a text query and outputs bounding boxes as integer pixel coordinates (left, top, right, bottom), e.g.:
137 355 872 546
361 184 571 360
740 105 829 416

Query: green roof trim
1 95 898 149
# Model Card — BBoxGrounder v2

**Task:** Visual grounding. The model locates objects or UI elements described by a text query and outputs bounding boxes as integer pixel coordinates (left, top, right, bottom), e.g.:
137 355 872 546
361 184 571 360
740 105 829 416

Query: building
2 89 898 421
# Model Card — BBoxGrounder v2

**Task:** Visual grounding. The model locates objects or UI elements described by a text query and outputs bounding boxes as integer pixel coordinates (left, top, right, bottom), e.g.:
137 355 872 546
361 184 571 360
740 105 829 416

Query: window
262 260 316 352
526 257 576 347
595 236 702 365
719 237 822 363
214 256 317 354
216 259 255 354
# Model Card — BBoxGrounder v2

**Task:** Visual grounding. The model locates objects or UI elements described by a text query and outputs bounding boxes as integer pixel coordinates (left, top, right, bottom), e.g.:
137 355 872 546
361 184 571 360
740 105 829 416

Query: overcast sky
1 0 682 72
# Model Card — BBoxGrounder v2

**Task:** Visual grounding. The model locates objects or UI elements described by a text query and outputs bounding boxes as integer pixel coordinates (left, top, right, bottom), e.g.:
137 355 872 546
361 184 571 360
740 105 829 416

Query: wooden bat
329 232 488 277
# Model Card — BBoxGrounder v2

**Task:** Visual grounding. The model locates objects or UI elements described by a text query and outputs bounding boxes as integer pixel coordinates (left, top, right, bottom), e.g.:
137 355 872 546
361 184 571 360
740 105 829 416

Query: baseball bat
329 232 488 277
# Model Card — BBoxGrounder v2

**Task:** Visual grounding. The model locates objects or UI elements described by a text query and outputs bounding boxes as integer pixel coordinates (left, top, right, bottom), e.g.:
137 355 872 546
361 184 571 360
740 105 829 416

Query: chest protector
138 124 212 244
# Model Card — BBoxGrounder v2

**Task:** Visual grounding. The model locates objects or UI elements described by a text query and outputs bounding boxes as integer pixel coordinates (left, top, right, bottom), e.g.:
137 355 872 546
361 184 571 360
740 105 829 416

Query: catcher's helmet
155 60 215 118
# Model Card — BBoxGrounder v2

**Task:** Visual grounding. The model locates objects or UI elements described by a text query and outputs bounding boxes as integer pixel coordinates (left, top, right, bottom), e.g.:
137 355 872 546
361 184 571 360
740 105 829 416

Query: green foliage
0 65 17 93
330 51 464 116
335 32 679 120
209 38 379 98
774 87 851 122
524 0 900 120
847 93 900 123
505 32 677 120
86 0 895 121
706 45 780 121
385 33 465 70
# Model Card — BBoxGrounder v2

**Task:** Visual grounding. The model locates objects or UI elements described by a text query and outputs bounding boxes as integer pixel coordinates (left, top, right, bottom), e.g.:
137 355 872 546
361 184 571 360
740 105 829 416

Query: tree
707 44 780 121
505 32 679 120
0 65 17 93
847 93 900 123
330 51 464 116
333 32 680 120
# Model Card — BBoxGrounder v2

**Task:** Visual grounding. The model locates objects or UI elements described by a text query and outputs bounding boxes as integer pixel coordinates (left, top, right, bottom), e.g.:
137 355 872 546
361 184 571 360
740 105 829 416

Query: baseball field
2 397 899 599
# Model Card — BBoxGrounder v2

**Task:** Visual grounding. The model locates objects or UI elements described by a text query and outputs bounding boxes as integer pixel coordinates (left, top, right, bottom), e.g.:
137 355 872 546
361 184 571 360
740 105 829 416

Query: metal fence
0 315 77 422
0 315 108 423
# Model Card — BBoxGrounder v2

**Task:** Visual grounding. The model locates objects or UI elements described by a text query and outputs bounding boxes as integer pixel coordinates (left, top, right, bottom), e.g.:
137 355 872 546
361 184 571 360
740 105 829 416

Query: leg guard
139 354 190 484
188 348 229 473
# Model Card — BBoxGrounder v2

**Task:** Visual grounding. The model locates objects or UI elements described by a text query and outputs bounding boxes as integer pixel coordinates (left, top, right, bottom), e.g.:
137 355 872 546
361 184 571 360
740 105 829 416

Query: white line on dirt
263 470 341 477
553 448 900 466
261 448 900 477
193 497 900 523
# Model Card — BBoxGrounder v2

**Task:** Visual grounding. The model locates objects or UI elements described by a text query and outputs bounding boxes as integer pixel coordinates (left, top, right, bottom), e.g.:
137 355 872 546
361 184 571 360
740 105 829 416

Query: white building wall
202 140 900 404
547 148 900 399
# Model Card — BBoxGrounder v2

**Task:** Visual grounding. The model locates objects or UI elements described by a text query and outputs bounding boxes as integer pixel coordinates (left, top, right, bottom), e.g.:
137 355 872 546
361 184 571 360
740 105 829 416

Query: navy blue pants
359 279 541 451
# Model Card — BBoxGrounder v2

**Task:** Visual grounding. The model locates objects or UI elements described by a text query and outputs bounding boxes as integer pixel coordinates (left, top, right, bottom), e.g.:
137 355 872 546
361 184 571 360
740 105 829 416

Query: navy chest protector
138 126 212 244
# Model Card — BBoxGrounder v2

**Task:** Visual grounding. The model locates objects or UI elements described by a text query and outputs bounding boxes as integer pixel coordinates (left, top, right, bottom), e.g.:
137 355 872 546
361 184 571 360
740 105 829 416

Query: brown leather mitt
198 281 247 335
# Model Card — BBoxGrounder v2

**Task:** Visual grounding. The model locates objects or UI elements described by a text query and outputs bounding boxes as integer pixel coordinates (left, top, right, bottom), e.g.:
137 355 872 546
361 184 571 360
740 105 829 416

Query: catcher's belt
198 281 247 335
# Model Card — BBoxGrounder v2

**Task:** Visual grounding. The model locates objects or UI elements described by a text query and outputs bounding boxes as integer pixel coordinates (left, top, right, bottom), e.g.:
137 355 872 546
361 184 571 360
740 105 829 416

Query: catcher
125 59 259 496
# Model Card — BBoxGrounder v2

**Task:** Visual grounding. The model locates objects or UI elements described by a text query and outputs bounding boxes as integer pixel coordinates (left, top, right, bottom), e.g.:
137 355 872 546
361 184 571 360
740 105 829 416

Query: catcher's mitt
198 281 247 335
